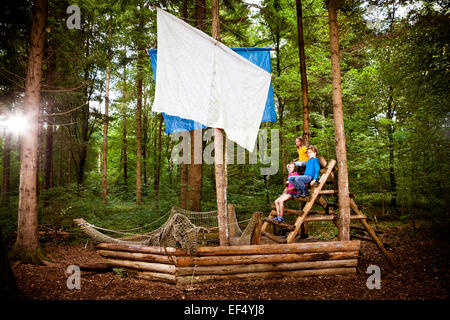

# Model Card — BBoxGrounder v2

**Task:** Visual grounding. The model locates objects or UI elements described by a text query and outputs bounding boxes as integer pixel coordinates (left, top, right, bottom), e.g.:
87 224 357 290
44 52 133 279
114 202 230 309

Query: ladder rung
303 214 367 222
261 231 287 244
318 190 356 198
319 190 337 195
294 196 311 202
304 216 334 222
263 218 295 231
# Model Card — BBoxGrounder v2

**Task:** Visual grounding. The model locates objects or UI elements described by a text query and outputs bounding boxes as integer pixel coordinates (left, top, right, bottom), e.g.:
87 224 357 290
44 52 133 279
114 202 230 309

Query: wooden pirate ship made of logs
75 157 393 285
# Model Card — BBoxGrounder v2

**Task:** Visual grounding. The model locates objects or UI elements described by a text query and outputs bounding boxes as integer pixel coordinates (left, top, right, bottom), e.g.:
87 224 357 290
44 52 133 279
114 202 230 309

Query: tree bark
186 0 205 211
143 88 149 186
179 0 190 209
1 132 11 204
187 129 203 211
296 0 310 146
328 0 350 241
273 0 287 174
102 14 113 203
57 136 62 186
78 28 91 187
386 88 397 210
15 0 48 258
67 149 71 185
122 52 128 186
43 49 56 190
136 13 144 204
212 0 229 246
154 114 163 200
180 162 188 208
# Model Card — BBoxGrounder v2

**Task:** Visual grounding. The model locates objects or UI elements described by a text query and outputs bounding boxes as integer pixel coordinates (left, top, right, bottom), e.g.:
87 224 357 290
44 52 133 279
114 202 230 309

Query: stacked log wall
96 240 360 284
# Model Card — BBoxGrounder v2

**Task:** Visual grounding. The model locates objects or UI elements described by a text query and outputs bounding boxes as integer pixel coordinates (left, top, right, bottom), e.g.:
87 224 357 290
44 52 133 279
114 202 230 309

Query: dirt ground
11 224 449 301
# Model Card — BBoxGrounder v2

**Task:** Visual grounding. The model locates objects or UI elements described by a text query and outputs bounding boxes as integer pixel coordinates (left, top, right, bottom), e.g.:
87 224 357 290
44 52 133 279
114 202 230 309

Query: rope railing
78 214 254 236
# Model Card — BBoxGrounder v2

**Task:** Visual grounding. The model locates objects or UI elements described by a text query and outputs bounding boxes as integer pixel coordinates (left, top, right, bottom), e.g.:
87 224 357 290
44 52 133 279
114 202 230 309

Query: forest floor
11 222 449 301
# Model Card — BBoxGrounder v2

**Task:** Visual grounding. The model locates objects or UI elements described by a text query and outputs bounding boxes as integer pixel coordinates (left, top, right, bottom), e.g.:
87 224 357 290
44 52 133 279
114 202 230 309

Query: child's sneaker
298 188 310 198
272 216 285 223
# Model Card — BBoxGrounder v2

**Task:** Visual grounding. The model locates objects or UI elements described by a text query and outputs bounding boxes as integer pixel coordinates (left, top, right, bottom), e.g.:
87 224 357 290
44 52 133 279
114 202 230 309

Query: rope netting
74 206 259 255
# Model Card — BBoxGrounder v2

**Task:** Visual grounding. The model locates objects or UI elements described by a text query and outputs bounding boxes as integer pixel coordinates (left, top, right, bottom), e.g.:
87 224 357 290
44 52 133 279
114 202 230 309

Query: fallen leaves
11 225 450 300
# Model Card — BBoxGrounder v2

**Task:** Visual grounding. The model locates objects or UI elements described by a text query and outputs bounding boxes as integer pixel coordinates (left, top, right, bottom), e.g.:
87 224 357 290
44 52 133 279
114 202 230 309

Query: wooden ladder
261 158 394 267
261 159 337 244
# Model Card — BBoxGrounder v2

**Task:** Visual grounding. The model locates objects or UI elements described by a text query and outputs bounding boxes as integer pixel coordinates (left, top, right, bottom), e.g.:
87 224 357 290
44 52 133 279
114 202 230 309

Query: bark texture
328 0 350 241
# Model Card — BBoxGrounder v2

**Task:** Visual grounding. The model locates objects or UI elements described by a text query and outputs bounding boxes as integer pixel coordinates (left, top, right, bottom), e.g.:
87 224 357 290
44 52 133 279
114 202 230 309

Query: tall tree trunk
135 9 144 204
180 162 188 208
122 55 128 187
212 0 229 246
273 0 287 174
102 14 112 203
386 6 397 212
57 137 62 186
97 146 101 173
67 149 71 185
15 0 48 260
154 114 163 200
185 0 205 211
188 129 203 210
328 0 350 241
166 134 172 186
179 0 190 209
296 0 310 146
37 105 44 193
1 133 11 204
43 49 56 190
386 88 397 210
142 87 149 186
78 30 91 187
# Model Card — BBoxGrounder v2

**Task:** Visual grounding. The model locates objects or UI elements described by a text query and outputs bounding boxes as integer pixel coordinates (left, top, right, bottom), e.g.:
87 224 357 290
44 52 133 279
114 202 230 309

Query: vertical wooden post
328 0 350 241
296 0 310 147
212 0 229 246
251 212 263 245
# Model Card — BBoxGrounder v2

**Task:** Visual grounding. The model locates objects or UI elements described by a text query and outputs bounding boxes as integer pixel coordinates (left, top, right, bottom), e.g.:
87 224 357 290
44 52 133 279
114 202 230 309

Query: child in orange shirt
294 136 308 167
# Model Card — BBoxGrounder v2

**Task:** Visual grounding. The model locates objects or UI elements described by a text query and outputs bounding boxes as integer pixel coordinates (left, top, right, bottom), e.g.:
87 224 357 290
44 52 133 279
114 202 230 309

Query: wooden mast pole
328 0 350 241
212 0 229 246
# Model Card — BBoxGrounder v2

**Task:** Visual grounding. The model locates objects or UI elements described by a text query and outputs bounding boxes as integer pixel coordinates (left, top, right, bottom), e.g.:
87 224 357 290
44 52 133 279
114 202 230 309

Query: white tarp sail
153 8 272 152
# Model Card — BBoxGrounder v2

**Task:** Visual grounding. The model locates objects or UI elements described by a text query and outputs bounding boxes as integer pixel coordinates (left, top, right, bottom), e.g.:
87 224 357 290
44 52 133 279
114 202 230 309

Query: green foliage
113 267 128 278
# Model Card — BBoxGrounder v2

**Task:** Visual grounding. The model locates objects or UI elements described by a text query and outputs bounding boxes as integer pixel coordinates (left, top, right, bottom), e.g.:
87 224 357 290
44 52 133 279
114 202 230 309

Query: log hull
94 240 360 284
177 267 357 284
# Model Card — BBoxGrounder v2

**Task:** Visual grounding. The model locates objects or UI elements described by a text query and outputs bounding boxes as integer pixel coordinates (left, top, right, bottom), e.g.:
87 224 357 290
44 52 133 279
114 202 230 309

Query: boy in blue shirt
288 146 320 198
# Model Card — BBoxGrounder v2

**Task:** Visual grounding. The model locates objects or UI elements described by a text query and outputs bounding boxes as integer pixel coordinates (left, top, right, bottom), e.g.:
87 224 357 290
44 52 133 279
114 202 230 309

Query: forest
0 0 448 301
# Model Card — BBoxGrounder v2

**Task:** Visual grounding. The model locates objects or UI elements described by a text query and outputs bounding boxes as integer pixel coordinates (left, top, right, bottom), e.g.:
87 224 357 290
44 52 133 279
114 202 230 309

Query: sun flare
1 114 29 135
